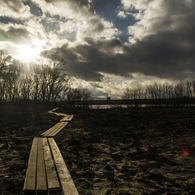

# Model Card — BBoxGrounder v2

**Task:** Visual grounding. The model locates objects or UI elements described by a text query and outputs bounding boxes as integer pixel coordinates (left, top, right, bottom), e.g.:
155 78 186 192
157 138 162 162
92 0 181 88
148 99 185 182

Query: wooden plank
41 123 62 136
46 123 63 137
66 115 73 121
57 113 68 116
42 138 60 192
48 122 68 137
53 122 68 136
48 108 59 113
23 137 38 192
41 123 61 136
60 116 69 122
47 122 67 137
60 115 73 122
48 138 79 195
37 138 47 193
44 123 64 137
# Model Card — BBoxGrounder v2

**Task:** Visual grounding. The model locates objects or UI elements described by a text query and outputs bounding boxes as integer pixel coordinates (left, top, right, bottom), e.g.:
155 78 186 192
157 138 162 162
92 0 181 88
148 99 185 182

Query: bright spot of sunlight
19 45 40 62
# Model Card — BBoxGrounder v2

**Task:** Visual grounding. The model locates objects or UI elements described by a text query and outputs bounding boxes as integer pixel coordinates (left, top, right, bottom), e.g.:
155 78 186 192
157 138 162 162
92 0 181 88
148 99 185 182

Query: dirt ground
1 102 195 195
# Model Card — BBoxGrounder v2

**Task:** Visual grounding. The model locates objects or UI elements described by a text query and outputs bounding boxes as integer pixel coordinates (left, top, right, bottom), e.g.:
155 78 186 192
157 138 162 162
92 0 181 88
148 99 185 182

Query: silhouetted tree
66 85 93 101
0 49 93 103
123 80 195 107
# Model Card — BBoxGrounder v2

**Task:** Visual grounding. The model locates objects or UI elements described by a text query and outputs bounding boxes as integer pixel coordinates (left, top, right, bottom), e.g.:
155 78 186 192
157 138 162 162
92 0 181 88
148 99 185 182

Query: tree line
0 50 93 103
123 80 195 107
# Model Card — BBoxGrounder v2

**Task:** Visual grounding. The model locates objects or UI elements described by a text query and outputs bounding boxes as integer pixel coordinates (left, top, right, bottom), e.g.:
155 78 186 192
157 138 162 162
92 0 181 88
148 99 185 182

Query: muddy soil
0 101 60 195
1 103 195 194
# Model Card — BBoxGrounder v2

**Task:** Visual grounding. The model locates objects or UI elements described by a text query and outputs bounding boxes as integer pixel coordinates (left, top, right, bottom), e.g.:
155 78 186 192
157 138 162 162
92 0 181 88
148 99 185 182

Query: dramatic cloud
0 0 32 19
1 0 195 98
2 0 26 13
0 24 31 45
125 0 195 41
23 0 43 16
45 0 195 83
31 0 94 20
48 18 195 81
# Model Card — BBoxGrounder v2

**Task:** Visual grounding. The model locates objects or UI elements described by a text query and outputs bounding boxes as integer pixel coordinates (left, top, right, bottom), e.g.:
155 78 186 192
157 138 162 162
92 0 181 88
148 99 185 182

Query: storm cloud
40 0 195 82
48 26 195 81
1 0 195 98
2 0 24 13
0 26 31 45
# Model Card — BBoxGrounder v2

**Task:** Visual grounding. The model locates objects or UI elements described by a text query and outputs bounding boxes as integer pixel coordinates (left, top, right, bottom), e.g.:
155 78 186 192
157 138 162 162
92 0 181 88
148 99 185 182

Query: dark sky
0 0 195 99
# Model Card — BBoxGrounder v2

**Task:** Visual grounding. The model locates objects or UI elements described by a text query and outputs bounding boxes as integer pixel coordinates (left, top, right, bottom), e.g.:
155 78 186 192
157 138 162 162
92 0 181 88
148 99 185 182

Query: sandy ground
1 102 195 194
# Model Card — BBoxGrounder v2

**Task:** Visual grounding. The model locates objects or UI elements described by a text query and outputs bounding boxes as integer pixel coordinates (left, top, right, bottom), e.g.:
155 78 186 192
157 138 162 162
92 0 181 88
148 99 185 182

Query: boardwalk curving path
23 108 79 195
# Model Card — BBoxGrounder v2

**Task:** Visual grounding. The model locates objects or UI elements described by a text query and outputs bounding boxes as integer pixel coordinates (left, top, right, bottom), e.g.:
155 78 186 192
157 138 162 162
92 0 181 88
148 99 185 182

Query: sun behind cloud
19 45 40 62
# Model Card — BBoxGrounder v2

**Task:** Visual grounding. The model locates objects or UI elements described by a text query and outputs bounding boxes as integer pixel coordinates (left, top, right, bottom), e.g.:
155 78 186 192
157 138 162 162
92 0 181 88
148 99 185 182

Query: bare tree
0 50 12 101
185 80 193 98
5 60 22 101
37 55 68 101
66 85 93 101
174 80 185 98
0 50 94 103
122 88 132 100
123 80 195 107
0 50 12 75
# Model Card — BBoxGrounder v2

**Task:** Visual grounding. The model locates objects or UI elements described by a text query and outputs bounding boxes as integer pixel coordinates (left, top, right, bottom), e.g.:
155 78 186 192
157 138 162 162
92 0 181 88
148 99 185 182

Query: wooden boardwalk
23 109 78 195
41 109 73 137
41 122 68 137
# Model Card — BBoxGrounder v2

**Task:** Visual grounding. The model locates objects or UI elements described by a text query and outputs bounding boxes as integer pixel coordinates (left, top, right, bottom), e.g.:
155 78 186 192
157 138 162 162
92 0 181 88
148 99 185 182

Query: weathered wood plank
66 115 73 121
44 123 63 137
48 138 79 195
48 108 59 114
57 113 68 116
52 112 67 117
47 122 67 137
41 123 62 136
37 138 47 193
23 137 38 192
60 115 73 122
60 116 68 121
41 123 61 136
42 138 60 192
48 122 68 137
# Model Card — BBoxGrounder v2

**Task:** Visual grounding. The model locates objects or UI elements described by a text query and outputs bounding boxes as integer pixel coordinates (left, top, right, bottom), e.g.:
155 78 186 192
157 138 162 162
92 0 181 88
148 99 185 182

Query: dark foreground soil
1 102 195 195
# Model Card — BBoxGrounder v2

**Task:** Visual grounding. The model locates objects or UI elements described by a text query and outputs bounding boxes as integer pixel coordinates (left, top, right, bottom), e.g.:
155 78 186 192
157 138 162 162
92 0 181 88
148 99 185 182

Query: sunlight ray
19 45 40 62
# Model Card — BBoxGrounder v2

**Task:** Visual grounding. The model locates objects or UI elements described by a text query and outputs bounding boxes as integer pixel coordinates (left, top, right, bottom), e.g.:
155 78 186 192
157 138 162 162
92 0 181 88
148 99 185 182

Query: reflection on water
89 105 128 109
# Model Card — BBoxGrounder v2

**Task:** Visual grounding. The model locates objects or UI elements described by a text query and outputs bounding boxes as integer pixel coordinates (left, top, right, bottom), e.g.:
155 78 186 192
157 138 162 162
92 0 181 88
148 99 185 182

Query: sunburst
19 45 40 62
